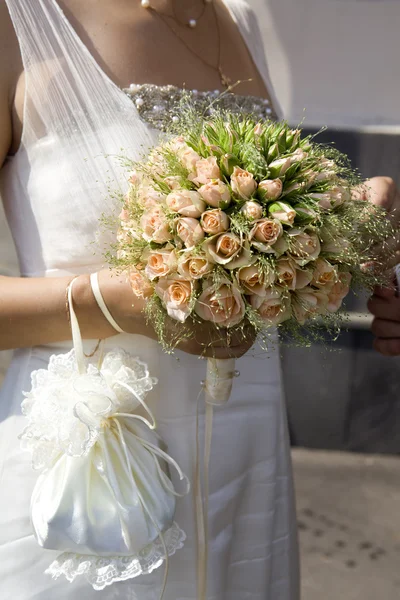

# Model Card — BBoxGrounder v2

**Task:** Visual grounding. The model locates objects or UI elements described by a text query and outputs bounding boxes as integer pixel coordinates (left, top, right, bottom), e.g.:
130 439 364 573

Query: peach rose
195 280 245 327
257 179 283 202
140 206 173 243
155 275 194 322
176 217 205 248
276 258 312 291
250 289 292 325
201 209 230 235
287 229 321 265
240 201 263 221
198 180 231 208
178 253 213 280
238 264 275 296
129 269 153 299
144 248 177 281
249 218 284 253
311 258 338 289
166 190 206 218
230 166 257 199
205 233 251 269
292 287 329 324
327 271 352 312
190 156 221 186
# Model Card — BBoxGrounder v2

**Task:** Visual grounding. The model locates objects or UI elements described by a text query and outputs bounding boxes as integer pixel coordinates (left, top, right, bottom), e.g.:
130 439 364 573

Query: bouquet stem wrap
204 357 236 405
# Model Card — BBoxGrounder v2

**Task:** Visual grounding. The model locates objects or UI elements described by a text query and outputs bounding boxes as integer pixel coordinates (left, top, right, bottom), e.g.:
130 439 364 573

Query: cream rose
250 289 291 325
311 258 338 289
198 180 231 208
166 190 206 218
249 218 285 253
231 166 257 199
144 248 177 281
176 217 205 249
257 179 283 202
240 201 263 221
140 206 173 243
292 287 329 324
238 264 275 296
201 209 230 235
276 258 312 291
129 269 153 299
195 281 245 327
190 156 221 186
205 233 251 269
178 253 213 280
327 271 352 312
155 276 194 322
287 229 321 265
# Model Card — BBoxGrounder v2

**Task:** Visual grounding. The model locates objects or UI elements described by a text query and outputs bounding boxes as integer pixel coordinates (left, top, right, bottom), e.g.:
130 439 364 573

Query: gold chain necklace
143 0 231 88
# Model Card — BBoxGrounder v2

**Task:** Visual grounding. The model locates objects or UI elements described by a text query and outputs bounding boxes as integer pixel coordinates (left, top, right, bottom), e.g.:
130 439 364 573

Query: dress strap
223 0 282 118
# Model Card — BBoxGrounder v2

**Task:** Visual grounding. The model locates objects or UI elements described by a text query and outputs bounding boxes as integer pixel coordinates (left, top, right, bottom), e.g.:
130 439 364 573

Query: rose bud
286 128 301 148
240 201 263 221
230 166 257 199
268 157 292 179
268 201 296 226
220 153 240 177
198 180 231 209
267 142 279 162
294 203 317 224
258 178 283 202
201 209 230 235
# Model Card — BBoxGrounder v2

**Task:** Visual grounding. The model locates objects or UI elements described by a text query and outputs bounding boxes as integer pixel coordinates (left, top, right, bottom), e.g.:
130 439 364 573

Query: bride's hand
96 269 256 359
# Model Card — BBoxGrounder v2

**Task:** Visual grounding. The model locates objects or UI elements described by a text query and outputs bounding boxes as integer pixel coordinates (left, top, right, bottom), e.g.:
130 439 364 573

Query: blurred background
1 0 400 598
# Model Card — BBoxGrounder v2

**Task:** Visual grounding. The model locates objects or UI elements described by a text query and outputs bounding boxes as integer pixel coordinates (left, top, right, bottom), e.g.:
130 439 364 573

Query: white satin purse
20 276 189 592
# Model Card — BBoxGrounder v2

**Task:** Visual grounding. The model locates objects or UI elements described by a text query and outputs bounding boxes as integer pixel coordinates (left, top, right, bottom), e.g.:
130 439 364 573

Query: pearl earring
141 0 150 7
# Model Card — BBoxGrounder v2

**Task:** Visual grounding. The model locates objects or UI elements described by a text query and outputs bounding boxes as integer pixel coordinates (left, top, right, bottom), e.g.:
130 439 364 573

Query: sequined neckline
123 83 277 131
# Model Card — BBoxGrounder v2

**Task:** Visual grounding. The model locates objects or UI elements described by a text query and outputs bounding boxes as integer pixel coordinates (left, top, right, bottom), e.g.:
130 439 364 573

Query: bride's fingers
373 337 400 357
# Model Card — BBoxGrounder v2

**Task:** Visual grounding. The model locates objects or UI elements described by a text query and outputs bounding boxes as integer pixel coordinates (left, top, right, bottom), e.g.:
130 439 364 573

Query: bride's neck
145 0 208 12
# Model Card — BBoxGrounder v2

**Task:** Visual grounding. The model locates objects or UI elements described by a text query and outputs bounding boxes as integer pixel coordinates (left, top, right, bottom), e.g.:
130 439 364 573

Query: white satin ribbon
196 358 235 600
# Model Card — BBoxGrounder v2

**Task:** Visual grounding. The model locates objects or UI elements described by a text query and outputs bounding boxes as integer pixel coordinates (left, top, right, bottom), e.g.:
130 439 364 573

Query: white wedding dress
0 0 299 598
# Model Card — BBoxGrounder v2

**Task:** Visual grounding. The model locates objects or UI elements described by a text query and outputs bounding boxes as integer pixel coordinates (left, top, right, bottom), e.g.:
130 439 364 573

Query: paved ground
294 448 400 600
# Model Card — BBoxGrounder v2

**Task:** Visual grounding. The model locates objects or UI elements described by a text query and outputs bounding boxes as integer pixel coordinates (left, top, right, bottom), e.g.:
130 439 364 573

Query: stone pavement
293 448 400 600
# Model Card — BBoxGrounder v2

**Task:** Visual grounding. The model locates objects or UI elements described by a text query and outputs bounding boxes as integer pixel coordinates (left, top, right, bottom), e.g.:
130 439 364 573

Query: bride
0 0 299 598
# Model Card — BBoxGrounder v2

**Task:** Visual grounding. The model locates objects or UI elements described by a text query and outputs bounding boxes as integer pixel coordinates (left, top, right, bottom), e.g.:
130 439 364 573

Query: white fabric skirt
0 334 299 599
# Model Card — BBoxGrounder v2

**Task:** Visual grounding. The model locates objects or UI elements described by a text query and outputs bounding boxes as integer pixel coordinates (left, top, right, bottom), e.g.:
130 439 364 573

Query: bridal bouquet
111 106 391 401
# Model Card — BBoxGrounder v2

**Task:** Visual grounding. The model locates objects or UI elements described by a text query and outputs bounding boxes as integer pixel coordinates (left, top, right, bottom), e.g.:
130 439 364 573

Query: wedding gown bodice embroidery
0 0 299 598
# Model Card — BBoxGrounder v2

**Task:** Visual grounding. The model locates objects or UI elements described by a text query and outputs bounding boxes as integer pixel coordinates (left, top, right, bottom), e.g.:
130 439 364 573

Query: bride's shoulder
0 1 23 164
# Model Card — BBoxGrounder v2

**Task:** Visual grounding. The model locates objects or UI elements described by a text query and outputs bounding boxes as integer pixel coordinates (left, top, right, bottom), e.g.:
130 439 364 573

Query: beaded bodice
123 84 278 131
